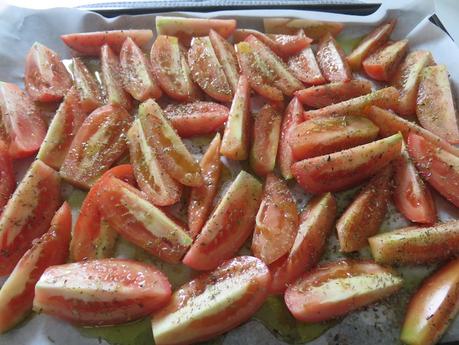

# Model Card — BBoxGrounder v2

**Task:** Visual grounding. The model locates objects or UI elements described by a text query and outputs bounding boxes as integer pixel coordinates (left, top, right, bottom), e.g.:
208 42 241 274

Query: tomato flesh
263 18 344 41
316 33 352 82
363 39 408 81
71 57 102 113
287 47 326 85
0 141 14 214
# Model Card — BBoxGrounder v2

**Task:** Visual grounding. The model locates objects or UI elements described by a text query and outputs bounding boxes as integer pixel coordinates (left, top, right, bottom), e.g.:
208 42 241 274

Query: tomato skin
263 18 344 41
285 260 402 322
183 171 262 271
152 256 270 345
401 258 459 345
0 82 47 159
287 47 326 85
0 160 61 276
33 258 172 326
0 141 14 214
292 133 402 194
71 57 102 113
60 104 132 190
316 33 352 82
363 39 408 82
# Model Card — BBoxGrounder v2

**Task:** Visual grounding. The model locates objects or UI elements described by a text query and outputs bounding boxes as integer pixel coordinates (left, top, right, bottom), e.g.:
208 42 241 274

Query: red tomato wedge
285 260 402 322
416 65 459 144
292 132 402 194
37 87 87 170
71 57 102 113
101 44 132 110
0 160 61 276
278 97 303 180
252 173 299 265
407 133 459 208
401 258 459 345
347 19 396 71
33 259 172 326
303 86 399 119
221 75 251 160
392 50 434 117
150 35 200 102
97 177 192 263
155 16 236 47
138 99 203 187
0 82 47 159
61 29 153 56
0 141 14 214
289 115 379 160
369 220 459 265
24 42 72 102
60 104 132 189
250 104 282 176
363 39 408 81
287 47 327 85
316 33 352 82
120 37 162 102
188 36 233 102
263 18 344 41
152 256 270 345
183 171 262 271
164 101 229 138
336 165 393 253
127 119 182 206
393 142 436 225
70 165 135 262
188 133 222 239
0 202 71 333
295 80 373 108
270 193 336 294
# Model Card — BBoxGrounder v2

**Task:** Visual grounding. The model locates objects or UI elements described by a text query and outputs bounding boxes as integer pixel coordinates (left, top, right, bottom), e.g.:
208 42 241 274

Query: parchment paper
1 1 459 344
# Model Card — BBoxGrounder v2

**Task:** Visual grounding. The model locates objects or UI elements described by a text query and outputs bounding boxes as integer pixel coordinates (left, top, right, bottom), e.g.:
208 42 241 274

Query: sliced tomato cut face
0 141 15 214
316 33 352 82
120 37 162 102
369 220 459 265
164 101 229 138
287 47 326 85
24 42 72 102
285 260 402 323
97 177 192 263
0 202 71 333
71 58 102 113
263 18 344 41
292 133 402 194
0 82 47 159
61 29 153 56
152 256 270 345
0 160 61 276
183 171 263 271
33 258 172 326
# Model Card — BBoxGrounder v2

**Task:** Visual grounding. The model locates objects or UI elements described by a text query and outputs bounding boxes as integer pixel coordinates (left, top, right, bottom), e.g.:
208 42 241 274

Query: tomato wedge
221 75 251 160
120 37 162 102
0 82 47 159
250 104 282 176
269 193 336 294
183 171 262 271
278 97 303 180
336 166 393 253
393 142 436 224
0 202 71 333
0 141 14 214
0 160 61 276
127 119 182 206
369 220 459 265
152 256 270 345
188 133 222 239
71 57 102 113
60 104 132 189
316 33 352 82
288 115 379 160
295 80 373 108
401 258 459 345
407 133 459 208
33 258 172 326
287 47 326 85
188 36 233 102
70 165 135 262
37 87 87 170
416 65 459 144
285 260 402 322
292 133 402 194
347 19 396 71
164 101 229 138
263 18 343 41
24 42 72 102
138 99 203 187
362 39 408 81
